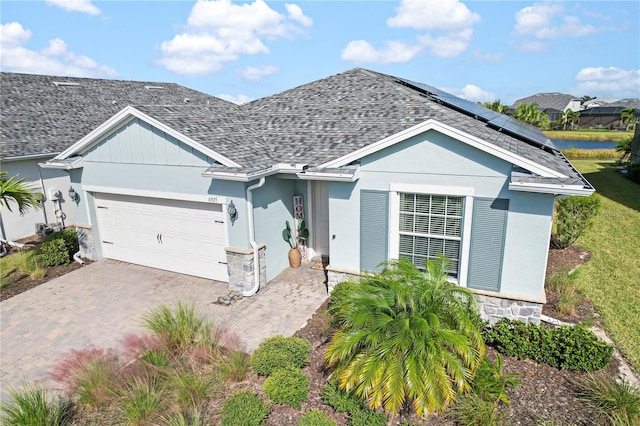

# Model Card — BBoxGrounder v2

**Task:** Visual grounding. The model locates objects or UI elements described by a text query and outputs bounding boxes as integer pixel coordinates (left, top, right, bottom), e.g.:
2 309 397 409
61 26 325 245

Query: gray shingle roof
1 72 229 159
512 93 576 111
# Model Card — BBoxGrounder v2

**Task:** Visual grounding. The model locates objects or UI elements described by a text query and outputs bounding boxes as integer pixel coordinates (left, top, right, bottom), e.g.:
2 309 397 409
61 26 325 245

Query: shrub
325 258 484 416
298 409 337 426
551 194 601 249
39 229 79 266
320 382 387 426
483 319 613 372
39 238 70 266
1 383 75 426
472 355 521 405
577 373 640 425
250 335 311 376
219 350 250 382
141 302 216 351
447 393 505 426
263 366 309 409
220 390 270 426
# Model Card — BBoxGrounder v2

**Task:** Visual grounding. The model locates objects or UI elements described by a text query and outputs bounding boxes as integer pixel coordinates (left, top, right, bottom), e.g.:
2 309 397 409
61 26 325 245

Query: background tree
620 107 636 131
0 172 42 215
325 258 485 417
482 100 508 114
514 103 551 130
566 109 580 131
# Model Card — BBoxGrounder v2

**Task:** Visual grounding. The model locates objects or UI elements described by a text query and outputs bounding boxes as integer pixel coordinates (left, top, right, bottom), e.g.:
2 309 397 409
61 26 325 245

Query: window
398 193 463 278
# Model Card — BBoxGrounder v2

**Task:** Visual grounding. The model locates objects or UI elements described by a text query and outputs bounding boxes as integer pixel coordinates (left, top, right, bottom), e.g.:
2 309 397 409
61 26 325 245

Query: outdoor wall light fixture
68 187 79 203
228 200 238 221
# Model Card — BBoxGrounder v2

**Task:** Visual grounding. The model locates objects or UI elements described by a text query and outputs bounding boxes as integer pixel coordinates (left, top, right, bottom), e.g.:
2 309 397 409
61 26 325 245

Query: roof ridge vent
145 85 164 90
53 81 80 87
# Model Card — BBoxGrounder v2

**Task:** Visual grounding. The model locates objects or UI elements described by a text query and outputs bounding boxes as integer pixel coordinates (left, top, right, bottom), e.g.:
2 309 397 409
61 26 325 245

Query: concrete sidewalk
0 259 328 398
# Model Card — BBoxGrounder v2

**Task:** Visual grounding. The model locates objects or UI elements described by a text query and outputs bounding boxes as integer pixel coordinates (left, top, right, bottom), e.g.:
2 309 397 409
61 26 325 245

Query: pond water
550 139 617 150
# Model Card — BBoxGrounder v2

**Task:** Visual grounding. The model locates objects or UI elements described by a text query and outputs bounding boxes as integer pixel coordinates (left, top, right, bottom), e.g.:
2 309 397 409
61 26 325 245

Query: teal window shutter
467 198 509 292
360 190 389 272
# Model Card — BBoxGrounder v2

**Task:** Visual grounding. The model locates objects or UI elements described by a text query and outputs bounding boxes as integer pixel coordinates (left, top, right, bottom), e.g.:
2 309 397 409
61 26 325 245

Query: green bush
220 390 270 426
298 409 337 426
320 383 386 426
483 319 613 372
472 355 521 405
38 229 79 266
551 194 601 249
263 367 309 409
39 238 70 266
250 335 311 376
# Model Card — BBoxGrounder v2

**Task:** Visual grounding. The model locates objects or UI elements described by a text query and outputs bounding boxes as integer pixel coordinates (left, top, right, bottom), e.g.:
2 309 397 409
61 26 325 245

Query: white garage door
94 193 228 281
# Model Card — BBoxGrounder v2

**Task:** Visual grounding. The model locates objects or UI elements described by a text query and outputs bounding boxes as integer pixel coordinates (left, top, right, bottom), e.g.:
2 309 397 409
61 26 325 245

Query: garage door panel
94 193 228 281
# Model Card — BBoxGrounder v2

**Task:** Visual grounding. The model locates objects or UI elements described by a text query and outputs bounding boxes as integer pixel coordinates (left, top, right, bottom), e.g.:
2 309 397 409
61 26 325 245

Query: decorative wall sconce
68 187 79 203
228 200 238 222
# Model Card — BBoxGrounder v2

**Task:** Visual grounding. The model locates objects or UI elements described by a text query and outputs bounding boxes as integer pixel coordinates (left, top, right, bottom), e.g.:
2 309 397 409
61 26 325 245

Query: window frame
389 183 474 286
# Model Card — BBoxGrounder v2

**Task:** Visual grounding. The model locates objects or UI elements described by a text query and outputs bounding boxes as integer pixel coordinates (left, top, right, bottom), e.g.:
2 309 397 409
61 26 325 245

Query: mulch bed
1 243 625 424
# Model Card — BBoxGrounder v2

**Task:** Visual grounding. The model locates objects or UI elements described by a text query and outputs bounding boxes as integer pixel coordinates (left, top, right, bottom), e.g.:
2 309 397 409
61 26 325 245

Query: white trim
3 153 58 162
84 190 93 227
54 106 241 168
296 170 359 182
321 119 567 179
508 181 594 196
387 183 474 287
83 185 226 204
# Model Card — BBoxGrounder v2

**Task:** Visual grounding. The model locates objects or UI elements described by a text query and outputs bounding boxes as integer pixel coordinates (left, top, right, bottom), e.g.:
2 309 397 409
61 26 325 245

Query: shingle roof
1 72 228 159
512 93 576 111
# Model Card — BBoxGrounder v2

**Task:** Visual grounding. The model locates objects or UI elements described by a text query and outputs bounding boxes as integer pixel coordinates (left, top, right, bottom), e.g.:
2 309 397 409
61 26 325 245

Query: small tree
620 107 636 131
551 194 601 249
325 258 485 417
0 172 42 215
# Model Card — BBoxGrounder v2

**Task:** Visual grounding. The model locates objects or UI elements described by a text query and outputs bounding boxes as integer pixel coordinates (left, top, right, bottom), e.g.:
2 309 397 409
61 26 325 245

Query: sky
1 0 639 105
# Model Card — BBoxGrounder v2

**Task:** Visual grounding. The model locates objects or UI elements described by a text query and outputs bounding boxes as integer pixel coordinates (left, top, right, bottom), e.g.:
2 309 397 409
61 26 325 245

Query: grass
0 250 47 289
562 148 621 161
546 269 583 316
572 160 640 370
545 130 633 141
1 383 75 425
577 373 640 425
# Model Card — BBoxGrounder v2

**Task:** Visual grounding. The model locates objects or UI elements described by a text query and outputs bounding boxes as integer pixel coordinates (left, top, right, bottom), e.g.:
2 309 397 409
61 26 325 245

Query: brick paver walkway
0 259 328 399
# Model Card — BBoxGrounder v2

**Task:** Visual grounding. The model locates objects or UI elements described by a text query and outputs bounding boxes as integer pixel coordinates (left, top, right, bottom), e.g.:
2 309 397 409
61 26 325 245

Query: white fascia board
83 185 226 204
320 119 568 179
39 157 83 170
3 153 59 162
296 170 359 182
202 164 307 182
508 181 594 196
54 106 241 168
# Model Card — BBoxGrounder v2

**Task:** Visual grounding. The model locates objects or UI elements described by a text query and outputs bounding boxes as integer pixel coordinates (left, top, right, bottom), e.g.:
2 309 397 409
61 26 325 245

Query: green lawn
572 160 640 370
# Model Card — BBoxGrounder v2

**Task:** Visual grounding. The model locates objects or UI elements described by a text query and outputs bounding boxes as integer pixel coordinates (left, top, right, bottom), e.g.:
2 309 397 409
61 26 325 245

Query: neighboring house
0 72 222 241
40 68 594 324
579 99 640 129
512 93 579 121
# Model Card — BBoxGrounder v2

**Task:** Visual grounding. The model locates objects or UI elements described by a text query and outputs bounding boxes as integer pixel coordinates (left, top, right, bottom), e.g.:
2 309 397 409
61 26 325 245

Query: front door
311 181 329 260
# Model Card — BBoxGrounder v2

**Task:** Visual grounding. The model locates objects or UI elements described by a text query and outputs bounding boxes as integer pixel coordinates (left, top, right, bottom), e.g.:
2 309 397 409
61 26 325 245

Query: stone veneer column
224 244 267 293
76 226 97 260
327 266 543 324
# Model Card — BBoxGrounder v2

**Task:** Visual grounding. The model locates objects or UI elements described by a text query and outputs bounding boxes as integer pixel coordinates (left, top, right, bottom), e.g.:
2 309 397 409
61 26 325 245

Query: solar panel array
396 77 556 150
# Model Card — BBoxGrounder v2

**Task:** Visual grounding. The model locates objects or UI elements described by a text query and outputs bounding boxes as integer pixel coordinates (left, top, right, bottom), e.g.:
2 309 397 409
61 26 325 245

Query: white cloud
442 84 496 103
573 66 640 98
217 93 254 105
341 40 422 64
387 0 480 31
239 65 279 80
45 0 101 15
343 0 479 64
418 29 473 58
158 0 312 75
0 22 117 78
513 2 614 51
285 3 312 27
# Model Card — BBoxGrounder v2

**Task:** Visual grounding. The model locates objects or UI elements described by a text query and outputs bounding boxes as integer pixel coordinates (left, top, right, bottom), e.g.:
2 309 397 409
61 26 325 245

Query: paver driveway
0 259 328 398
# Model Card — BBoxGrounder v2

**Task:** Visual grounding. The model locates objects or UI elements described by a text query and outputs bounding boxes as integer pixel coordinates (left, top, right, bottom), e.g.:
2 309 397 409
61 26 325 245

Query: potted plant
282 220 309 268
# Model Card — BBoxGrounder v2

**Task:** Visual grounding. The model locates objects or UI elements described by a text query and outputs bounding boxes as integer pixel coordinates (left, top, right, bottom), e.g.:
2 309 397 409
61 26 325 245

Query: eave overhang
39 157 83 170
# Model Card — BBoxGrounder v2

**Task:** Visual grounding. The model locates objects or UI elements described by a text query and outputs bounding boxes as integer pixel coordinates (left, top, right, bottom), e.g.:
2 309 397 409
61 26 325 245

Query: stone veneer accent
327 267 543 324
76 226 97 260
225 244 267 293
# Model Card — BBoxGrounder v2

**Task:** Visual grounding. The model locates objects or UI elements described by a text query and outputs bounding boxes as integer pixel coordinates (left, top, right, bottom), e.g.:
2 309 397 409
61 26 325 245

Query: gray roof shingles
1 69 590 189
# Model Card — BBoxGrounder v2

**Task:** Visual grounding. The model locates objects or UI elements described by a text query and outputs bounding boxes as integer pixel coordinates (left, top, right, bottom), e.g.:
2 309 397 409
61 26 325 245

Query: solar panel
396 77 556 151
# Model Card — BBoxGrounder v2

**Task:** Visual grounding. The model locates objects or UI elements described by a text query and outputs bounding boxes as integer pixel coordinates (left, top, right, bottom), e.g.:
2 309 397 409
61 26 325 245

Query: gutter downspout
243 177 266 297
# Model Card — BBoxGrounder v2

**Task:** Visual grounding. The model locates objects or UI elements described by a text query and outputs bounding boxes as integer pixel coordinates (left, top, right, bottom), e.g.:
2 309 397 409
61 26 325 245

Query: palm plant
620 107 636 131
566 109 580 130
0 172 42 215
325 257 485 417
482 100 508 114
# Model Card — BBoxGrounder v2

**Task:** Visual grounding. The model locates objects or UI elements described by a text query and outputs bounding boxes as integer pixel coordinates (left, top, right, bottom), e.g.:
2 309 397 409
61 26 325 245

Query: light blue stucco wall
328 129 555 300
